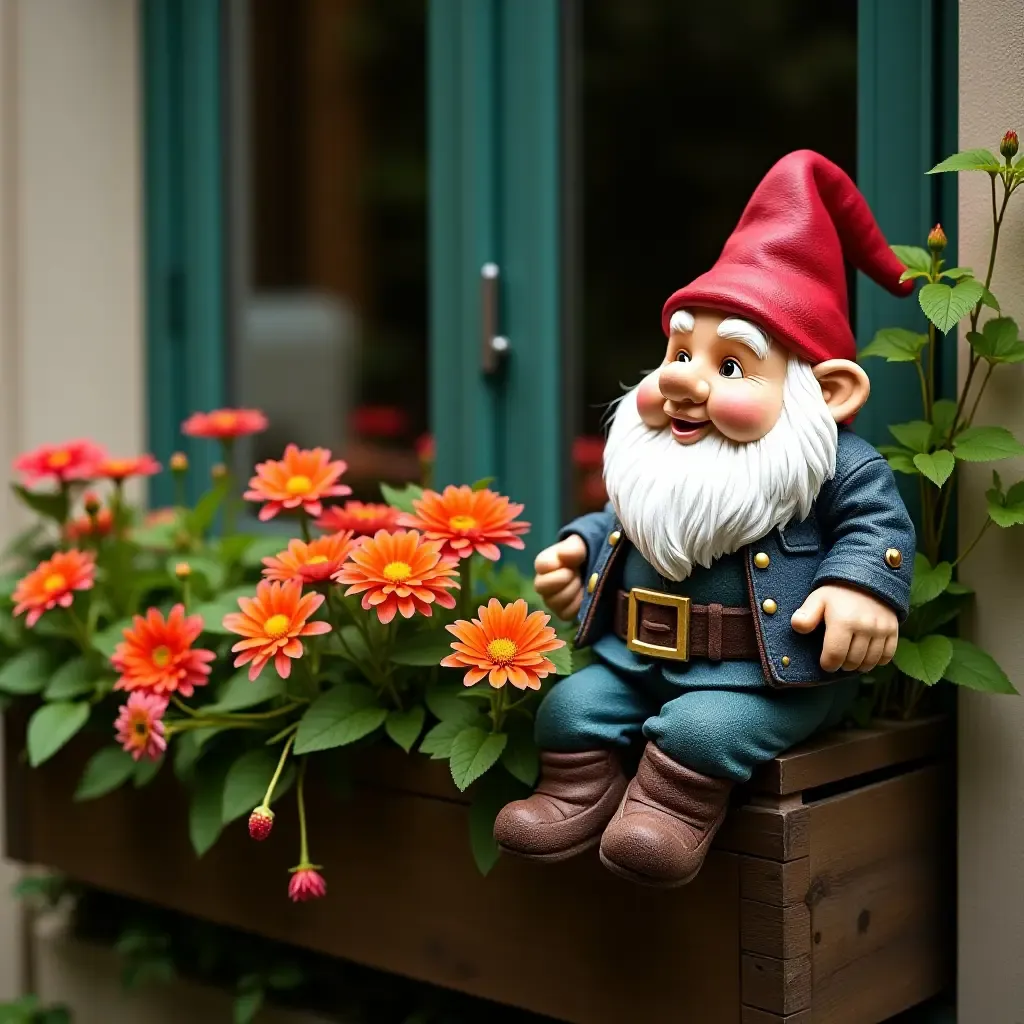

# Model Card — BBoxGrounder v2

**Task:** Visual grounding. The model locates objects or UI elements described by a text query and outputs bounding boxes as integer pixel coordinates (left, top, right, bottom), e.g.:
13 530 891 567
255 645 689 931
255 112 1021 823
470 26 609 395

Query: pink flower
114 692 168 762
14 439 107 485
288 867 326 902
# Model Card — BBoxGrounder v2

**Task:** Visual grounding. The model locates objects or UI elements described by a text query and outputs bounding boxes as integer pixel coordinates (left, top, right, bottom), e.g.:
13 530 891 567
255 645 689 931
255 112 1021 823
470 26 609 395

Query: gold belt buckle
626 587 690 661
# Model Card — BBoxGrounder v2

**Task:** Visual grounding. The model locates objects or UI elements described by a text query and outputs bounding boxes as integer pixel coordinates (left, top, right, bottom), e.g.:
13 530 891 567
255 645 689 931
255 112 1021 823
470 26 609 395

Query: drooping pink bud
287 866 326 902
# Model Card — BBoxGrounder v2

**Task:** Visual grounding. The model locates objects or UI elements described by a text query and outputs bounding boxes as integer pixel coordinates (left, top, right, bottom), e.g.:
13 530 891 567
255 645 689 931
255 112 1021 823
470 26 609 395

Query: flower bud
927 224 947 253
170 452 189 473
83 492 102 516
1000 130 1019 160
211 463 228 481
249 806 274 841
174 562 191 579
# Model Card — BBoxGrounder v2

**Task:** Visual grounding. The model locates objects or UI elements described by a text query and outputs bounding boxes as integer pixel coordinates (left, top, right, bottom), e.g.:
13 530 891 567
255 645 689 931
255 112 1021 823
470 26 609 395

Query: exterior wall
957 0 1024 1019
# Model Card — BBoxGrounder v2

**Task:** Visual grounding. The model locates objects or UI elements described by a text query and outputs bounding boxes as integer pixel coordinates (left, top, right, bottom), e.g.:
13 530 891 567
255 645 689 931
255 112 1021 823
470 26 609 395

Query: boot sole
598 849 699 888
497 832 602 864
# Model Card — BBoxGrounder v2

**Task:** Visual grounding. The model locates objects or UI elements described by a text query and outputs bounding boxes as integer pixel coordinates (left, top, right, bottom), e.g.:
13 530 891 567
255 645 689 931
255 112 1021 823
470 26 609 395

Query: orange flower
14 439 107 485
244 444 351 522
315 501 400 536
442 598 564 690
223 580 331 681
333 529 459 625
97 454 162 481
182 408 268 440
12 550 96 628
111 604 216 697
65 506 114 542
142 508 178 527
398 485 529 560
262 531 356 584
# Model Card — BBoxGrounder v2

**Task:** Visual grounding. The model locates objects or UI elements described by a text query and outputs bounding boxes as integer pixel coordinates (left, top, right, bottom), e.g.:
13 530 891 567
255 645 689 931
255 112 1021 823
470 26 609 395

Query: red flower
97 454 162 481
261 532 356 584
111 604 216 698
351 405 408 439
315 501 400 536
398 485 529 561
415 434 435 461
244 445 351 522
182 408 268 440
288 867 326 902
14 439 107 485
572 435 605 471
13 550 96 627
65 506 114 542
115 692 168 762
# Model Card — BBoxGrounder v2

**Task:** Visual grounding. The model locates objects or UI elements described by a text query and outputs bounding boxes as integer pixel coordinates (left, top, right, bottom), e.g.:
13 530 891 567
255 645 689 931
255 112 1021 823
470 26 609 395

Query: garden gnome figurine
494 150 917 887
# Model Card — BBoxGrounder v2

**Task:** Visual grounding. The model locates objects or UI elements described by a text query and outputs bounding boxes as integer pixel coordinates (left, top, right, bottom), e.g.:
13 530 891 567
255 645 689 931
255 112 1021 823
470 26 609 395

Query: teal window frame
143 0 956 541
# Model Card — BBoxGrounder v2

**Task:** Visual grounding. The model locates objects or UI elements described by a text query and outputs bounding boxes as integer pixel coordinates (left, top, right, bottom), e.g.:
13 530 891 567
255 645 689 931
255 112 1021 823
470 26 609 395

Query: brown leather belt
613 588 759 662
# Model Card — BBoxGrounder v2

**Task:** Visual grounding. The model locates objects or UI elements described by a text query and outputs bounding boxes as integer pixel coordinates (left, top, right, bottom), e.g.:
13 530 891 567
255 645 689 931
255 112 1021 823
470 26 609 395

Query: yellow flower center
449 514 477 531
306 555 329 565
211 411 237 429
264 613 291 639
487 638 518 665
151 645 171 668
42 573 67 593
47 450 72 469
285 474 313 495
383 561 412 583
355 509 378 520
105 459 132 475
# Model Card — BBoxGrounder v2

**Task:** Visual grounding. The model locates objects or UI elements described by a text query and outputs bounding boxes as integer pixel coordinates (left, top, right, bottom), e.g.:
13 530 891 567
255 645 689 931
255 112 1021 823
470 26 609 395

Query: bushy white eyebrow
668 309 695 334
717 317 769 359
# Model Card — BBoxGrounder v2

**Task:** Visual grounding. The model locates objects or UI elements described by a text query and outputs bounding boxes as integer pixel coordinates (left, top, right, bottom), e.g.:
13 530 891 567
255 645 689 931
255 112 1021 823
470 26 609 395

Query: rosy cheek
636 372 669 427
709 387 780 441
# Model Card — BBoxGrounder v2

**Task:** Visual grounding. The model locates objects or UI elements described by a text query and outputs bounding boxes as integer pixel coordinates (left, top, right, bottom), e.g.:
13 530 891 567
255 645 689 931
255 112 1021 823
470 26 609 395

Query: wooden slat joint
741 898 812 959
742 952 812 1015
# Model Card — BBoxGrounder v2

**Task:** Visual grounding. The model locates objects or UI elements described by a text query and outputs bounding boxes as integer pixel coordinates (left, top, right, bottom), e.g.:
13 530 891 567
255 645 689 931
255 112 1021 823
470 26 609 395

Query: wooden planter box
4 714 952 1024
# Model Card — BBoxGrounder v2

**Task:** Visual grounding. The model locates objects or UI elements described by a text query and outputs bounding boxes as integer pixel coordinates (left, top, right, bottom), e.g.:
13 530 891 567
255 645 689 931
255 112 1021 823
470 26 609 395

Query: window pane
565 0 858 514
225 0 428 500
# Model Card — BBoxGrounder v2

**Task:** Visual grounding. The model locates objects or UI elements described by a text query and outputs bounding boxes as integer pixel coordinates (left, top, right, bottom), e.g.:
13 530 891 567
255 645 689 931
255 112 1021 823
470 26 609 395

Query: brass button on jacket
884 548 903 569
753 551 770 569
761 599 778 615
587 573 599 594
608 531 621 547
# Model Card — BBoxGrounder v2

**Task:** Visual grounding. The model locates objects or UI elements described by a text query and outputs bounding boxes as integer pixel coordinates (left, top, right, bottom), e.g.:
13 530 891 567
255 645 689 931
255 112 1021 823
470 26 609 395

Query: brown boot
493 750 627 862
599 743 733 887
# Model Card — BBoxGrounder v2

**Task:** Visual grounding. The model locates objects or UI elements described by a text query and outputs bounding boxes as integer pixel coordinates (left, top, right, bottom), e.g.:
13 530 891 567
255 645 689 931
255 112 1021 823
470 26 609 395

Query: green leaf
192 587 258 635
239 534 294 569
294 683 387 754
222 748 295 824
859 327 928 363
898 269 930 283
27 701 89 767
189 763 228 857
954 426 1024 462
449 727 507 791
187 478 230 538
379 482 423 514
93 618 132 659
134 755 163 788
10 483 69 523
43 656 101 700
904 589 973 637
266 964 305 990
0 647 53 695
927 148 1002 173
234 987 264 1024
919 279 985 333
939 266 974 280
893 635 953 685
913 450 955 488
167 554 225 592
890 245 931 273
979 284 1001 312
943 637 1017 693
966 316 1024 364
547 643 572 676
471 477 495 491
425 677 483 725
129 520 179 550
930 399 959 444
74 747 137 801
881 449 919 475
420 717 483 759
888 421 933 454
988 479 1024 527
207 668 286 713
500 721 540 787
390 630 457 667
911 554 953 607
323 622 371 664
385 706 426 752
467 769 530 876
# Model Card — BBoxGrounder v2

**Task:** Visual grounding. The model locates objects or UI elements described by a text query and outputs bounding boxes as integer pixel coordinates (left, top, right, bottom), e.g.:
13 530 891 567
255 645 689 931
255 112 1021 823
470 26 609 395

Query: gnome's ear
813 359 871 422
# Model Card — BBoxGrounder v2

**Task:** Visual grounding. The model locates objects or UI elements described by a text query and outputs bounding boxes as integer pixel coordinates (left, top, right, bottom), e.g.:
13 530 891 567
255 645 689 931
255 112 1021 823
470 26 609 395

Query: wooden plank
741 1009 811 1024
741 953 812 1015
808 764 952 1024
740 856 810 907
741 899 811 959
719 803 810 861
8 737 742 1024
753 716 949 796
2 712 31 862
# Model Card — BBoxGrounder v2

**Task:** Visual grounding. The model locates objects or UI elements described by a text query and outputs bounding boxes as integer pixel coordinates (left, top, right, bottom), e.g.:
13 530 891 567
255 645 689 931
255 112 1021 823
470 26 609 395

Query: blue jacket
560 431 915 687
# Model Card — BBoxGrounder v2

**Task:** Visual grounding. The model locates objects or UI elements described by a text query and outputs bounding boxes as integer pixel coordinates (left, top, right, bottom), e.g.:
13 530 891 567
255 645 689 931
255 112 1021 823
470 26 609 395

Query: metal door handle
481 262 509 375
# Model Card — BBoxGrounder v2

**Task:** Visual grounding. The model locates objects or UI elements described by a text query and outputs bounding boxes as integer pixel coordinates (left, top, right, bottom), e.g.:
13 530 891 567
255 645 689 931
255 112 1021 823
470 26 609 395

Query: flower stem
491 684 507 733
953 518 993 567
296 758 310 866
458 555 474 620
65 605 92 654
299 511 312 543
261 734 295 807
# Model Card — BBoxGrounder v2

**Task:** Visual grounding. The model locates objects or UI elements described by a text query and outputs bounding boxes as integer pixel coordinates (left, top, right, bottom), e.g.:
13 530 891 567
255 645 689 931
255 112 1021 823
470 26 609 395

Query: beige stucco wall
957 0 1024 1019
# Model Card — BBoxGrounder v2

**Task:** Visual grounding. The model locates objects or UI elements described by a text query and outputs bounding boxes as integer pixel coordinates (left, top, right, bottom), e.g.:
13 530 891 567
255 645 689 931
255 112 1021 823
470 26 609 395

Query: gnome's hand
791 584 899 673
534 535 588 622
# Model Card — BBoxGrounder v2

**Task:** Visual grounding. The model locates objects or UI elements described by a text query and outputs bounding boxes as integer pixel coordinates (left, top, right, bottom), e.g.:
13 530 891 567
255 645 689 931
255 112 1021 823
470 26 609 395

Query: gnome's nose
659 362 710 405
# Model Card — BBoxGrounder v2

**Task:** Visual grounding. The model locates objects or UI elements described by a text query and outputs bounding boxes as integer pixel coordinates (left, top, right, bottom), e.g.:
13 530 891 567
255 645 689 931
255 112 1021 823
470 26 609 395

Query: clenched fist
534 534 588 621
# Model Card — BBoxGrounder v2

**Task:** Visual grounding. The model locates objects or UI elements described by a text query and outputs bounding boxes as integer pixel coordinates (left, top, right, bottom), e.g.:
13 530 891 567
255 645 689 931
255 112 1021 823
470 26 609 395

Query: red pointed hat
661 150 913 362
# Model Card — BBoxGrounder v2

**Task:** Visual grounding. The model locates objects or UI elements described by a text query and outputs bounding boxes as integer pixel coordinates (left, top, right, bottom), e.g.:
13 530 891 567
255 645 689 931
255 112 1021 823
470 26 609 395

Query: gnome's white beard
603 358 839 582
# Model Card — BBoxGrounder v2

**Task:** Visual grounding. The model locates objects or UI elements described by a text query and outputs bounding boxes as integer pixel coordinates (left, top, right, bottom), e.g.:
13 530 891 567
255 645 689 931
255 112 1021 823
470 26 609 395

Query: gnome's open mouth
670 417 711 442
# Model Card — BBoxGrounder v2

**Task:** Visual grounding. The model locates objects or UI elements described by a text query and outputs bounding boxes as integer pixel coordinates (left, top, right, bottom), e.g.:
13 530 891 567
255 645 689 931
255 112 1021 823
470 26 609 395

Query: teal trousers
534 661 859 782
